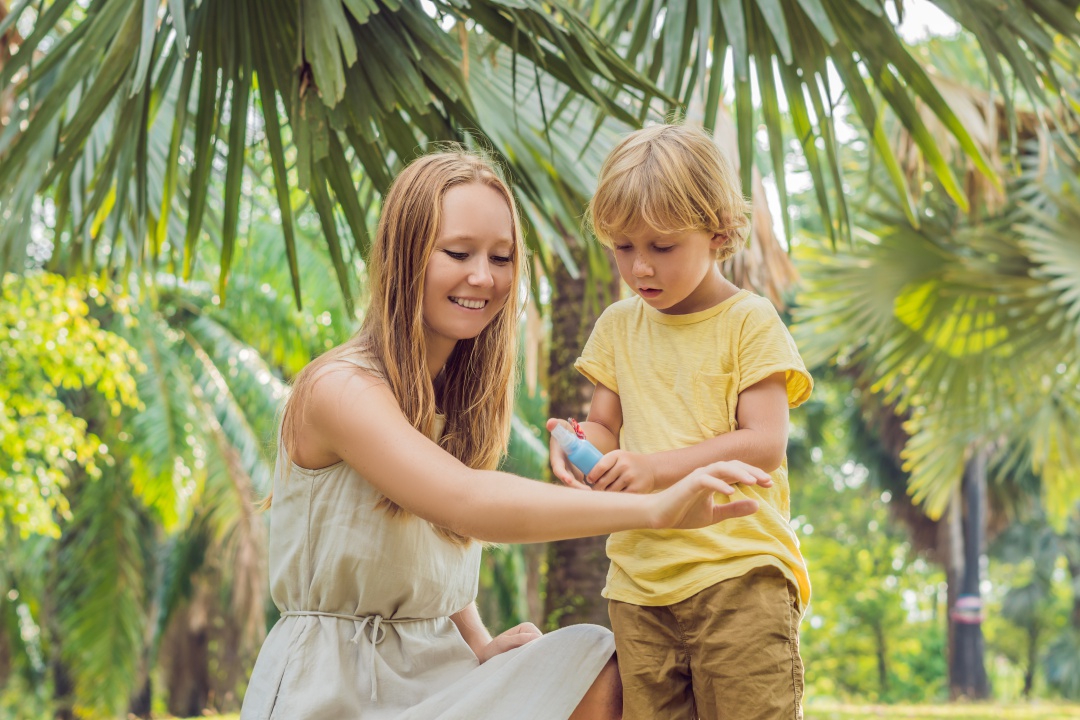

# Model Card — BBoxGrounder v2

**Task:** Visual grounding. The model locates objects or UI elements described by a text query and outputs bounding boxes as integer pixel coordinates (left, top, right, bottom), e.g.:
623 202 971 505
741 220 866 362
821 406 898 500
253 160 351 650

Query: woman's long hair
277 149 524 544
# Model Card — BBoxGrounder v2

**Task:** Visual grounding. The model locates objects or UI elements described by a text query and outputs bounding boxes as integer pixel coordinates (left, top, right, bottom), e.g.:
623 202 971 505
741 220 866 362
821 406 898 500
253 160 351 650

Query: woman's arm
305 367 769 543
450 603 541 663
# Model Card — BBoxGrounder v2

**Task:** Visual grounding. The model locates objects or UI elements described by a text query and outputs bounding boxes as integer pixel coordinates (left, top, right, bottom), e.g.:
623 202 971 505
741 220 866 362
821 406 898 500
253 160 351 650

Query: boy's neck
658 266 741 315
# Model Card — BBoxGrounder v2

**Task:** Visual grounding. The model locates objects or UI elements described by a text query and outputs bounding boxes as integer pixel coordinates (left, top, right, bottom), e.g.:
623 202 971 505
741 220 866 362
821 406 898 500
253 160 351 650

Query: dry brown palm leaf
0 0 21 127
896 74 1055 215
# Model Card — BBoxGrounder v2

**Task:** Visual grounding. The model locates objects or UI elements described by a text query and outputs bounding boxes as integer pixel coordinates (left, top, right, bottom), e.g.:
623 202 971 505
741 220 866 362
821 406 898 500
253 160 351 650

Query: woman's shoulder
307 353 387 402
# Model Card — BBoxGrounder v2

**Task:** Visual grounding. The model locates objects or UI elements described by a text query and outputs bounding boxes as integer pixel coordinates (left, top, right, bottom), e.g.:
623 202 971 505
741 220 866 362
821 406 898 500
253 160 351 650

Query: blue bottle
551 424 604 485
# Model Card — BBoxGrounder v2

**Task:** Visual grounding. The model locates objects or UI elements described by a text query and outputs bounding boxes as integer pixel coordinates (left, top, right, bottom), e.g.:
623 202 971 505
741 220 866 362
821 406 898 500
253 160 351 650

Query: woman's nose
468 259 495 288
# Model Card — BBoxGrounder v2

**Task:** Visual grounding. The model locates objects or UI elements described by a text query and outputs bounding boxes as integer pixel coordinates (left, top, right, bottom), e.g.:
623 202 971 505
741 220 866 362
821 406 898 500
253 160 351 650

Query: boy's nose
632 256 653 277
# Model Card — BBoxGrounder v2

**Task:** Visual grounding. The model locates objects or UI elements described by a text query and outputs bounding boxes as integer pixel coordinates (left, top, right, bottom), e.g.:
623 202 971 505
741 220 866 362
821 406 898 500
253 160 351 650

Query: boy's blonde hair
587 124 751 261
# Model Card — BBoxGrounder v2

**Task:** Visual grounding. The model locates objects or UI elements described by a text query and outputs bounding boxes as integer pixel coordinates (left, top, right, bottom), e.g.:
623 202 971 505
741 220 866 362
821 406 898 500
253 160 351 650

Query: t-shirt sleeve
738 300 813 408
574 307 619 394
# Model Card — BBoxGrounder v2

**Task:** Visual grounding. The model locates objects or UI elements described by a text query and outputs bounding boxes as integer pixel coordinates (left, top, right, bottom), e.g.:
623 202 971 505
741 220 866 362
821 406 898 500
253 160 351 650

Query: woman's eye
444 250 469 261
491 255 513 265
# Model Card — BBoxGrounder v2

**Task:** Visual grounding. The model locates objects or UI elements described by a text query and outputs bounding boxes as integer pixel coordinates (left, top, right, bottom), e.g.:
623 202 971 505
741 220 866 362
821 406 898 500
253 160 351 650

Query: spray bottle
550 419 604 486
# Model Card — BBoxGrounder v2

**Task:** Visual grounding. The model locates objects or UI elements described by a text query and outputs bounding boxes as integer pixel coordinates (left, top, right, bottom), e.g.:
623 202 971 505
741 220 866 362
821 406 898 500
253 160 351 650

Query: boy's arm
583 382 622 451
547 382 622 488
589 373 788 492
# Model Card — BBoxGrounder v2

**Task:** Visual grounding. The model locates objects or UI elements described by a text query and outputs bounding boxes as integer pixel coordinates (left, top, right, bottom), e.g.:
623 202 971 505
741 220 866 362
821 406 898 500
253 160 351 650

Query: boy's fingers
586 453 618 487
593 471 615 491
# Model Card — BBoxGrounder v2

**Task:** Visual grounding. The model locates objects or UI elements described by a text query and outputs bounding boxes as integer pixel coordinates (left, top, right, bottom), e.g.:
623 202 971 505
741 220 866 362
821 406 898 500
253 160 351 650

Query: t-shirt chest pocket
690 370 736 436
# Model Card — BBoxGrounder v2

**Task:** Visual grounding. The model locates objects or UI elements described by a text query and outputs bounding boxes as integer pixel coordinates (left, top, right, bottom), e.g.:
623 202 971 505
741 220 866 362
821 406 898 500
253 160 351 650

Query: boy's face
611 226 726 314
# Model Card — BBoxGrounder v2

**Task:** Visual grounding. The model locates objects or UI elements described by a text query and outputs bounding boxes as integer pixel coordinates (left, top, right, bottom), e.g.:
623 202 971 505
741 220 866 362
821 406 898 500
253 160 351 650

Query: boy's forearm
647 429 786 489
582 421 619 454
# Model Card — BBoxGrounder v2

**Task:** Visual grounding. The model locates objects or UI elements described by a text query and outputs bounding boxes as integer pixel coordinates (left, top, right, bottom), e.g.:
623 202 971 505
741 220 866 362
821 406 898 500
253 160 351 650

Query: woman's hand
476 622 543 663
650 460 772 530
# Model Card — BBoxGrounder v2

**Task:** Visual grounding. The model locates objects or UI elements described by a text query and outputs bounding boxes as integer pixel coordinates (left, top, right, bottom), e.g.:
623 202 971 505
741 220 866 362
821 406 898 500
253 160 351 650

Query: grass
804 703 1080 719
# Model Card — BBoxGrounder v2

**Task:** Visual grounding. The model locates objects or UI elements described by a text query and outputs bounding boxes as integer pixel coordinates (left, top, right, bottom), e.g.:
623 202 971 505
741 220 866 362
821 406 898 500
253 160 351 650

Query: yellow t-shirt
575 289 814 609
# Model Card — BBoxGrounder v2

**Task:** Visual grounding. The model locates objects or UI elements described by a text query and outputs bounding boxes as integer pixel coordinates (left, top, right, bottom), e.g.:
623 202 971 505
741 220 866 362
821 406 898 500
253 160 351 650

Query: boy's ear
709 231 728 251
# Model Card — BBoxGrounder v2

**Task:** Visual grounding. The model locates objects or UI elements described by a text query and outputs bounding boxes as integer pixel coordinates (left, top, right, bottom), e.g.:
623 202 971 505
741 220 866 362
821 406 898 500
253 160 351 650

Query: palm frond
583 0 1080 243
54 471 147 718
794 171 1080 521
1 0 661 303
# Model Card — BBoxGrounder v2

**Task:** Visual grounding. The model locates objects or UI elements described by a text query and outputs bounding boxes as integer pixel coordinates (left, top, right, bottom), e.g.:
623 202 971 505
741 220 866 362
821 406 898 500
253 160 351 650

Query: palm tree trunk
1066 514 1080 632
1023 625 1039 698
948 449 990 700
544 237 618 629
163 588 212 716
874 621 889 694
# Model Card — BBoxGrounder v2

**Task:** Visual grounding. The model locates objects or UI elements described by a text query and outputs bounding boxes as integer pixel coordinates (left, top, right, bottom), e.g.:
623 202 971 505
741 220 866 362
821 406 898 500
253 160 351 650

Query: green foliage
804 702 1080 719
0 272 140 540
791 378 948 702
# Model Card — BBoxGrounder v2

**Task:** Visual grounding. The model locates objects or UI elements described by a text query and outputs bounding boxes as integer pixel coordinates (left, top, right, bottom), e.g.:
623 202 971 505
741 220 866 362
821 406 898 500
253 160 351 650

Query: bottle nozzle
551 424 578 452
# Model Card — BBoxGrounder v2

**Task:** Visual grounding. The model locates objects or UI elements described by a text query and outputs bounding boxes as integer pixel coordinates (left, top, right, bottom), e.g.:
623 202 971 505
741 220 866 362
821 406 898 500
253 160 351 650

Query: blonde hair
586 124 751 261
277 149 525 544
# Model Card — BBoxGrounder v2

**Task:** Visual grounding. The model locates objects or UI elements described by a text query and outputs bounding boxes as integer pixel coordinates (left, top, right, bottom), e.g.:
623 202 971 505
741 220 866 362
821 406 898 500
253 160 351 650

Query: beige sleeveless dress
240 357 615 720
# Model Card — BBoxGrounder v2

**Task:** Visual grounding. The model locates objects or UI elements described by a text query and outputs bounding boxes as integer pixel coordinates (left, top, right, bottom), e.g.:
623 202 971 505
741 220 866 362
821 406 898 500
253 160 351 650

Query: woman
239 150 770 720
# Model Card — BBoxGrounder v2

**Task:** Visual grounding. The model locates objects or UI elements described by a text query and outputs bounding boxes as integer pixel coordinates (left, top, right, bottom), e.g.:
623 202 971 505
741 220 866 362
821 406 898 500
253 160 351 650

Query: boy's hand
588 450 657 493
545 418 590 490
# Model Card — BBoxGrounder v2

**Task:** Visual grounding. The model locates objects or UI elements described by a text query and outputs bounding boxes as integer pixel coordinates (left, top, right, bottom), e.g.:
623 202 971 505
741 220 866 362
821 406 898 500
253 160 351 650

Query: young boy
548 124 813 720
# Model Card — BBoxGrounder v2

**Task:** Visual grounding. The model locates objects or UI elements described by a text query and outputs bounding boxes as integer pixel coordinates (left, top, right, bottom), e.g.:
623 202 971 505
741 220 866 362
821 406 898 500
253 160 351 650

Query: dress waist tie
280 610 426 701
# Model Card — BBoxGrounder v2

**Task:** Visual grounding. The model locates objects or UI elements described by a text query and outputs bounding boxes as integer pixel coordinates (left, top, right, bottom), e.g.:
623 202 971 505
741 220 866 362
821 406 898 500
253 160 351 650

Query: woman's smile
449 296 490 310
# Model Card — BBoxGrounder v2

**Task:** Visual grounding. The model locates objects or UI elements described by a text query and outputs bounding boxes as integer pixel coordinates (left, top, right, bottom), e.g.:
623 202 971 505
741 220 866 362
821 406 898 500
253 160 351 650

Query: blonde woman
239 150 771 720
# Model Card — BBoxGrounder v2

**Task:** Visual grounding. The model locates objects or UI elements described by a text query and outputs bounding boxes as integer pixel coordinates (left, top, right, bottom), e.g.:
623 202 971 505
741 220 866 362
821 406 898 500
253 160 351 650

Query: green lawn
804 704 1080 719
195 705 1080 720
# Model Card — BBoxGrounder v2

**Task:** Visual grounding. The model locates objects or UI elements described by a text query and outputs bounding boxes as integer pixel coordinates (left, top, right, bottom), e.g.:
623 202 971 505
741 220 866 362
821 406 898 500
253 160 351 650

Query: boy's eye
443 250 469 261
491 255 513 265
654 245 675 253
614 244 632 252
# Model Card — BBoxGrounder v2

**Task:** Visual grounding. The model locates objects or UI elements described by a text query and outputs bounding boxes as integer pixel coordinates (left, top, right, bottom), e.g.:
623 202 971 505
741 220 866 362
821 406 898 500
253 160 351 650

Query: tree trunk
162 585 212 717
1023 625 1038 698
873 621 889 695
1065 519 1080 632
948 449 991 700
544 237 619 629
0 611 10 689
524 542 546 626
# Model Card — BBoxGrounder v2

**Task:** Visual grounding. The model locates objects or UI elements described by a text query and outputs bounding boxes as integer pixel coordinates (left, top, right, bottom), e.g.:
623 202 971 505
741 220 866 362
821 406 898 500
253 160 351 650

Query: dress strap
279 611 426 701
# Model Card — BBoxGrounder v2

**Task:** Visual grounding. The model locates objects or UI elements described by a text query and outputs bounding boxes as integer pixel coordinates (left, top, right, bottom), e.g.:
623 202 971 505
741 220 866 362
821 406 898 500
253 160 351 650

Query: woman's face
422 182 516 353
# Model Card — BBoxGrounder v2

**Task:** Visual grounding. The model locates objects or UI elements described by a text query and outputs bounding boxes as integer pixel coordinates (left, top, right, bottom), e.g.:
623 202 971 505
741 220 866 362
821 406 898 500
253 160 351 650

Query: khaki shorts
608 566 804 720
